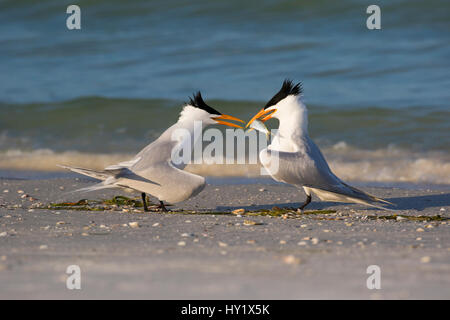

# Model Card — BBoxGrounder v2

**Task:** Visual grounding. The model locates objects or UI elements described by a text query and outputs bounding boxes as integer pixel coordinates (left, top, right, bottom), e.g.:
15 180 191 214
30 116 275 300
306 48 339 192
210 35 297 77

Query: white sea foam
1 145 449 184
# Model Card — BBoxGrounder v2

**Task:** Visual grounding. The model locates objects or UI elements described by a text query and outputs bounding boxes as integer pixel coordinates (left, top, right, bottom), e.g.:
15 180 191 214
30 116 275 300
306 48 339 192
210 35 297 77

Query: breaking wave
1 143 448 185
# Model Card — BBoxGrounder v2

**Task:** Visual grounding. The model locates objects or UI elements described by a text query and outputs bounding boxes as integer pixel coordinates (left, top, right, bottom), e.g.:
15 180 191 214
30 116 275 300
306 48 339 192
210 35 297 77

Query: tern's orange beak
245 108 277 128
212 114 245 128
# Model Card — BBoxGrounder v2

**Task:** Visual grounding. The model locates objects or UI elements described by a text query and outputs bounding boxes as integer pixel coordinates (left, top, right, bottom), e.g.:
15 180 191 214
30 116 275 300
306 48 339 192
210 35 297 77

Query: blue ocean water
1 0 449 106
0 0 449 183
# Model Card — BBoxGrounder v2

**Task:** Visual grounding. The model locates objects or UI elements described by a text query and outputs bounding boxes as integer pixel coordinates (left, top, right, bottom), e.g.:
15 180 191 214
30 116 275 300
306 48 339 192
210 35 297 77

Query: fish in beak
248 119 271 139
212 114 245 128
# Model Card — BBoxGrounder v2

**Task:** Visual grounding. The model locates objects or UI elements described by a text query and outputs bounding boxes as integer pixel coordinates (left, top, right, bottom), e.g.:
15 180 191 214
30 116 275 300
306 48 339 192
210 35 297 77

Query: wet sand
0 177 449 299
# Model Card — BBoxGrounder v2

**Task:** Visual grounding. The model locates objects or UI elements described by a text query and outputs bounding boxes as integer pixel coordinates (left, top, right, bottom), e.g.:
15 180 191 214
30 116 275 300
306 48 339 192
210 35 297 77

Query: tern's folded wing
264 149 386 205
264 149 338 188
114 161 205 203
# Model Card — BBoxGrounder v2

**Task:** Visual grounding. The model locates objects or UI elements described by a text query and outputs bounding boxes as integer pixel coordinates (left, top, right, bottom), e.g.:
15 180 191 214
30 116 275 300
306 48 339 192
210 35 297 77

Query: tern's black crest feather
264 79 303 109
188 91 221 115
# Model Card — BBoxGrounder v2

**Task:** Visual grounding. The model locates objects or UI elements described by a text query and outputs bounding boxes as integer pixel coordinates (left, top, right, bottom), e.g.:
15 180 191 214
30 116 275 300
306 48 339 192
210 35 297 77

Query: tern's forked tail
57 164 110 181
308 182 395 211
340 182 395 210
57 164 117 193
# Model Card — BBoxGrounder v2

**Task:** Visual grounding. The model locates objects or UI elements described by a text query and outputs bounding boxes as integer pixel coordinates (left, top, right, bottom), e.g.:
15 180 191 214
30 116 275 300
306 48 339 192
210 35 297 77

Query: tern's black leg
141 193 149 212
298 194 312 211
158 201 168 212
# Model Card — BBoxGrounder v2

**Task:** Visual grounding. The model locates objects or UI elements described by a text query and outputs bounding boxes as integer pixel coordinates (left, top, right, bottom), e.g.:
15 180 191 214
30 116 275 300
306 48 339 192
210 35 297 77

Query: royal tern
60 92 244 211
246 79 392 210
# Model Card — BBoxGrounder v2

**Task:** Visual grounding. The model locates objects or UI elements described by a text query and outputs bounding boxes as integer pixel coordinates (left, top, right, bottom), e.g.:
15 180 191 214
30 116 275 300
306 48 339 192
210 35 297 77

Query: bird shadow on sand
215 193 450 212
384 193 450 211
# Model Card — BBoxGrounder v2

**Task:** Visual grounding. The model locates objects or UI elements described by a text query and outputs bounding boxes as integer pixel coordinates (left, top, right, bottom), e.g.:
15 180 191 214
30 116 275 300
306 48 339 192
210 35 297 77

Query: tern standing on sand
246 80 391 210
60 92 244 211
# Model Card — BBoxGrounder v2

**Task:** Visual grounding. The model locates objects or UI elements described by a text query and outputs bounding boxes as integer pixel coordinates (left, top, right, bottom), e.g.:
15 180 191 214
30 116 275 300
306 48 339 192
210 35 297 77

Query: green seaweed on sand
44 195 175 211
44 196 143 211
102 196 143 207
47 203 105 211
41 197 338 216
247 208 336 217
46 199 102 211
42 197 341 216
367 214 448 222
162 208 337 217
49 199 90 207
35 197 450 222
158 210 231 215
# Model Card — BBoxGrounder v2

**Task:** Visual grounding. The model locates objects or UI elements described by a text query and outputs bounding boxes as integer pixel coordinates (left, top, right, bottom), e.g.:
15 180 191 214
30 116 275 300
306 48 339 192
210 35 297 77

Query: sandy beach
0 175 449 299
1 0 449 304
